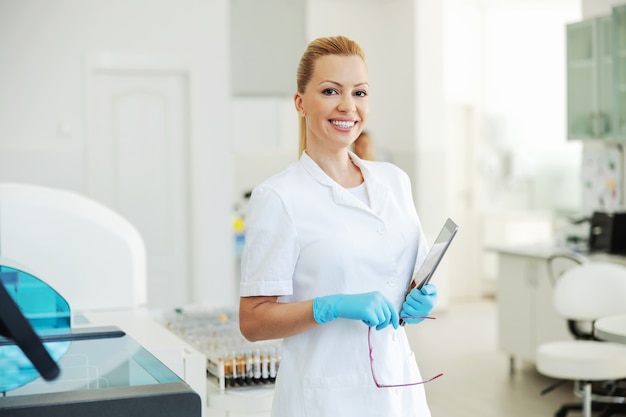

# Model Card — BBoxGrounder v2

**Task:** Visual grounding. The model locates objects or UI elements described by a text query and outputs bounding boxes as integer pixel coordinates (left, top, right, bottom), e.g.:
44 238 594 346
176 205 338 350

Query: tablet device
400 218 458 326
406 218 458 294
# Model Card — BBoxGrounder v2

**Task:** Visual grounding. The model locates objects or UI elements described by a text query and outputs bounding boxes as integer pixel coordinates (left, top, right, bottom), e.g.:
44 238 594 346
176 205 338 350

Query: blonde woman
239 35 437 417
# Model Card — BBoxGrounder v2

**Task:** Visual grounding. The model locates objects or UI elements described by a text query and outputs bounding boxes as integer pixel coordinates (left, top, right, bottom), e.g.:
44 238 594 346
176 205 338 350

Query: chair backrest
546 252 588 286
0 183 147 312
553 261 626 321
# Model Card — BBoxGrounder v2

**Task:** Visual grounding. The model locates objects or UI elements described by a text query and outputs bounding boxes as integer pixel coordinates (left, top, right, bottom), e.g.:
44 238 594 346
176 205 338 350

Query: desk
595 314 626 344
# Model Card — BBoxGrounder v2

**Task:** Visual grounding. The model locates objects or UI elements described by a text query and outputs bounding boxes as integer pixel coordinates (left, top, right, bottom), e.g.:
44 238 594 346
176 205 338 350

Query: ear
294 93 305 117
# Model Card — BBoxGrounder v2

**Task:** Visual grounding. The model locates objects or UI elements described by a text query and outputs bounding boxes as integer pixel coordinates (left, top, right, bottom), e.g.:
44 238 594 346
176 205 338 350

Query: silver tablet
406 218 458 294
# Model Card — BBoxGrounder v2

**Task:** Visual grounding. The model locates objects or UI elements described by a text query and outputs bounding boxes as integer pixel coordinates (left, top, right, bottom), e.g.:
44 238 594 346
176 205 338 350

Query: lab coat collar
299 150 390 216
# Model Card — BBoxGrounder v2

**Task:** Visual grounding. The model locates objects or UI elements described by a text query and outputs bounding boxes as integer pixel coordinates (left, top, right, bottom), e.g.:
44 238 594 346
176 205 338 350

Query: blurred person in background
353 129 376 160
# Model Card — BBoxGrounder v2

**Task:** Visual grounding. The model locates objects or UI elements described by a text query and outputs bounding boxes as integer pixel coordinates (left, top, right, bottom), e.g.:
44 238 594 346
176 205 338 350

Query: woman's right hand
313 291 399 330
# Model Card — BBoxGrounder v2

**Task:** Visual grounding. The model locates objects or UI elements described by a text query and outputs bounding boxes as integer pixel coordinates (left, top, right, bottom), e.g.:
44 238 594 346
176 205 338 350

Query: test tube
245 349 254 385
261 348 269 382
269 345 278 382
253 349 261 382
236 349 246 385
223 350 233 387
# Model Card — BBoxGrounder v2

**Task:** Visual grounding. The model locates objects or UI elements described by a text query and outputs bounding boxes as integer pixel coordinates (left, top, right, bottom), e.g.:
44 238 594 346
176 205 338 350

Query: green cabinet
566 16 614 140
614 5 626 138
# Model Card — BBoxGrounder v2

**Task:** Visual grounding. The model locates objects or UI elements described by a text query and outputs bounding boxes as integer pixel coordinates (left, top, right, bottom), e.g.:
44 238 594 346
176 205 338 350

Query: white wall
0 0 431 309
583 0 626 17
0 0 596 309
0 0 234 308
232 0 455 305
231 0 421 199
443 0 583 298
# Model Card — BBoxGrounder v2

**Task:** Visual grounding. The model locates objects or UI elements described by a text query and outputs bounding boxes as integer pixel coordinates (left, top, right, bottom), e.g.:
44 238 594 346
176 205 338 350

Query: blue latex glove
400 283 438 324
313 291 399 330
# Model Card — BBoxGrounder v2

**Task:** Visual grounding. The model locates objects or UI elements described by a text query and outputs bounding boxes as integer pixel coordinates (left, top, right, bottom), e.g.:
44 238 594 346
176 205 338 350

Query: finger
420 283 437 295
362 309 378 327
402 316 425 325
375 306 390 330
379 298 399 329
408 287 422 301
402 300 423 316
375 295 396 330
405 294 425 309
401 302 415 317
389 304 399 329
376 315 393 330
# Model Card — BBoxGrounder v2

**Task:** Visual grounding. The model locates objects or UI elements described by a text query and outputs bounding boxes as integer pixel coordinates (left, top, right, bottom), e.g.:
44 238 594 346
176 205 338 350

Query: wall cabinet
566 16 614 140
567 5 626 141
614 5 626 137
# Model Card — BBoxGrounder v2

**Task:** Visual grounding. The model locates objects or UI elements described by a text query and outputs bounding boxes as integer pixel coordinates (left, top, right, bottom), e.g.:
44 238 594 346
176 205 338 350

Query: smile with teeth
330 120 355 128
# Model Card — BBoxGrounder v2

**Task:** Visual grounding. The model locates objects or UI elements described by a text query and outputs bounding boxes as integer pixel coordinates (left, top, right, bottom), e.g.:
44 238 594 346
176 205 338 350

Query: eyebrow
318 80 369 88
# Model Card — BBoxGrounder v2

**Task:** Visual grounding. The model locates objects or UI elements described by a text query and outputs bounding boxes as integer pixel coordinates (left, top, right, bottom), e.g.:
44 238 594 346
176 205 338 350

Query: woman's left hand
400 284 437 324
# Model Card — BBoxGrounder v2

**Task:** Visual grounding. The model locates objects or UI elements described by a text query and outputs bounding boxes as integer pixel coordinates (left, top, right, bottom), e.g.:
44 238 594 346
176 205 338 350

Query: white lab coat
240 151 431 417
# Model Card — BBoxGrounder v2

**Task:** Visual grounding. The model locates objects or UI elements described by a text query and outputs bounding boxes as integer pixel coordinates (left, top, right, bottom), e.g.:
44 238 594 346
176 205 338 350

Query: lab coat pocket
370 345 421 386
303 373 377 417
405 350 422 382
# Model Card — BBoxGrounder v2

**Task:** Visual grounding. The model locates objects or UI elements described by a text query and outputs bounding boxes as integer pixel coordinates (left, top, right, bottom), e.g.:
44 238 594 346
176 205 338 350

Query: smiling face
294 54 369 154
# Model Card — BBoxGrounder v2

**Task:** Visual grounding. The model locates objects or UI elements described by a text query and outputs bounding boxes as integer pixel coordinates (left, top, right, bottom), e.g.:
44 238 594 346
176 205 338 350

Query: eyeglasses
368 316 443 388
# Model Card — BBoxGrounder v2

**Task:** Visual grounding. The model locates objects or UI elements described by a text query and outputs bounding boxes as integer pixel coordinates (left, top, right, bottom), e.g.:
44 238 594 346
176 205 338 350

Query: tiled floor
405 299 583 417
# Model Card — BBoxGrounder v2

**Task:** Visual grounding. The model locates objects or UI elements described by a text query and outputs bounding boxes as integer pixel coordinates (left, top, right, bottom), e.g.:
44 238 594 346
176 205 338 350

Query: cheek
304 98 327 117
358 102 370 118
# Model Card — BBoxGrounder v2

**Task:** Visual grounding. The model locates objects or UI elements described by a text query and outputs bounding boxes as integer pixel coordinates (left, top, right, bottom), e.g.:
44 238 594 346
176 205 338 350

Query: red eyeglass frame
368 316 443 388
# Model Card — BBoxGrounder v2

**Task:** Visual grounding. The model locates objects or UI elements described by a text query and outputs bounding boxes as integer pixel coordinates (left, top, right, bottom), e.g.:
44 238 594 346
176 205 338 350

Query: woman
239 35 437 417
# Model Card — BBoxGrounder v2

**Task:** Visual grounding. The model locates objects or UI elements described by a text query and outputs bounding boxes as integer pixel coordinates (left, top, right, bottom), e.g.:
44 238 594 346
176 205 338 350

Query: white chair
546 251 588 287
0 182 147 313
536 262 626 417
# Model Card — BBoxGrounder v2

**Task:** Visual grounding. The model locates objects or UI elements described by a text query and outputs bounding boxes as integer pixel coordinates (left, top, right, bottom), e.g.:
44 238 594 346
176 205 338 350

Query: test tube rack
162 306 281 392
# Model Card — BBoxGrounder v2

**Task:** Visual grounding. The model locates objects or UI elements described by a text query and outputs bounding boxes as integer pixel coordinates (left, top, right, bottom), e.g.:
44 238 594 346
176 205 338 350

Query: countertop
486 244 626 265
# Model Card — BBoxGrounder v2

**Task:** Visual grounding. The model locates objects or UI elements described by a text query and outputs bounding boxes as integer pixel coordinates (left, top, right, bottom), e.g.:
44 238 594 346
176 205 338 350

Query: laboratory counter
78 308 274 417
488 244 626 264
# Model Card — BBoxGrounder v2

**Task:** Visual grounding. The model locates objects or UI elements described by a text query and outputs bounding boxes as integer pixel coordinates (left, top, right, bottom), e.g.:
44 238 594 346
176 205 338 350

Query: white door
87 68 190 309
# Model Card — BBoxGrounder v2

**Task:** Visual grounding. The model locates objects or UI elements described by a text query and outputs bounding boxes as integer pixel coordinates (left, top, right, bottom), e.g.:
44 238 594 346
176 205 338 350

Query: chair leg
555 402 611 417
597 404 618 417
582 382 592 417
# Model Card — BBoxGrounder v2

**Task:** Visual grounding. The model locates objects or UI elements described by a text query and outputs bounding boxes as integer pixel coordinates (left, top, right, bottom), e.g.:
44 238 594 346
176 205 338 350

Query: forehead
310 54 368 85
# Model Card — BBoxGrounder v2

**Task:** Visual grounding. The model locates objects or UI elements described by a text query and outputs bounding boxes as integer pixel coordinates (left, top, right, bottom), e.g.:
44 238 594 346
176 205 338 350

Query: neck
305 149 363 188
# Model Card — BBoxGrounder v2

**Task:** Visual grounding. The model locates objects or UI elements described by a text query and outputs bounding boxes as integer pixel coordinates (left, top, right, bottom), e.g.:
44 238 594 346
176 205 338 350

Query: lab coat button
387 278 397 287
377 227 385 235
392 332 398 342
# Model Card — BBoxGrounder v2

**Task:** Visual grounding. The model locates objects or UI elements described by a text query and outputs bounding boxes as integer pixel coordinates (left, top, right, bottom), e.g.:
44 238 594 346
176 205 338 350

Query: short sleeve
239 185 298 297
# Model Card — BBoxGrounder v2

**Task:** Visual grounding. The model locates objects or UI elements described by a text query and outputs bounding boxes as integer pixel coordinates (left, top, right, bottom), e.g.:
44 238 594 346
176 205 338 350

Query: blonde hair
296 36 366 156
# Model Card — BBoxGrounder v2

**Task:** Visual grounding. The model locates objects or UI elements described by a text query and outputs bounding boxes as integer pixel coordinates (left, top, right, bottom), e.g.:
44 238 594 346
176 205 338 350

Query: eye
355 90 368 98
322 88 339 96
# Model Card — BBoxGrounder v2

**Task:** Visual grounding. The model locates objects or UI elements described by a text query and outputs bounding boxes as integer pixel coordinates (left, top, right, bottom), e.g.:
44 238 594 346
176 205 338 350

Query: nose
337 94 356 112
